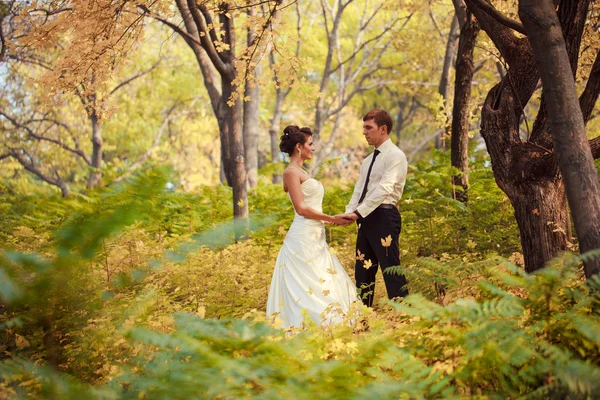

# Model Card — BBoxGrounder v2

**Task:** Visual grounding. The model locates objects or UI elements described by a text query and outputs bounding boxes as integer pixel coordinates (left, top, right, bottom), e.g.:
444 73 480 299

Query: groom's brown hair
363 109 393 135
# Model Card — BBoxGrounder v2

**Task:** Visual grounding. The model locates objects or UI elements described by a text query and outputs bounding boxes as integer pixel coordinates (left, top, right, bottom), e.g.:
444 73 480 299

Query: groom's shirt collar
375 138 393 152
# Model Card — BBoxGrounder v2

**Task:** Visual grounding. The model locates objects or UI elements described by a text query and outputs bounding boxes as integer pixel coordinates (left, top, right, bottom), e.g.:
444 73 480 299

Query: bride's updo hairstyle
279 125 313 156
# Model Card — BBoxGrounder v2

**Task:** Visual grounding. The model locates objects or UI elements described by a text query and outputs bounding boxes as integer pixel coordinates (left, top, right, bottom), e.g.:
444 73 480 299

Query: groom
337 109 408 307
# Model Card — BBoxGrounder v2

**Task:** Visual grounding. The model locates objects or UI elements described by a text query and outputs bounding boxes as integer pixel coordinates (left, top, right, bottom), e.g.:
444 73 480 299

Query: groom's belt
377 204 396 210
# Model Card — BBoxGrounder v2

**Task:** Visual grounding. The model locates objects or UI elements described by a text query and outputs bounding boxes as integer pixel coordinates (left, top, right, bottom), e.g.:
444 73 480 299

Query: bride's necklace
289 162 310 177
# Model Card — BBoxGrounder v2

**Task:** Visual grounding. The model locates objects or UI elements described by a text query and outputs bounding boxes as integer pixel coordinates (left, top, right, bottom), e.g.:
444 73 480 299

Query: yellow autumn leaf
278 226 287 236
381 235 392 247
363 259 373 270
15 334 30 350
356 249 365 261
326 267 338 275
319 277 326 285
306 286 314 295
237 199 245 207
322 289 330 296
381 235 392 256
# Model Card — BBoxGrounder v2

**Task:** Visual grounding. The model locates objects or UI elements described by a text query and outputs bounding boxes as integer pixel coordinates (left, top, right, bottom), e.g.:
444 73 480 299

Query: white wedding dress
266 178 359 328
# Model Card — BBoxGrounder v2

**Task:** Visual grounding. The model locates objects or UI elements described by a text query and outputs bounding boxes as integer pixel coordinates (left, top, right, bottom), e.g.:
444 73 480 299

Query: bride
266 125 359 329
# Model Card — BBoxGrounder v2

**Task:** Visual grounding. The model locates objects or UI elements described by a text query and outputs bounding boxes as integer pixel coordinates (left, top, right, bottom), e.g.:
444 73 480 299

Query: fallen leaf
381 235 392 256
356 249 365 261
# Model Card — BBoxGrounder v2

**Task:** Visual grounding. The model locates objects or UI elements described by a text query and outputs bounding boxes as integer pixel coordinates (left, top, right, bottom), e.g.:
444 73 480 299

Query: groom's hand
333 214 355 226
342 212 359 222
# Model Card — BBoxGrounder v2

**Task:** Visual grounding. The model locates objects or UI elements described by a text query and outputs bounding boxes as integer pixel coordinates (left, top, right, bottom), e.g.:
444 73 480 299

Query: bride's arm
285 170 336 223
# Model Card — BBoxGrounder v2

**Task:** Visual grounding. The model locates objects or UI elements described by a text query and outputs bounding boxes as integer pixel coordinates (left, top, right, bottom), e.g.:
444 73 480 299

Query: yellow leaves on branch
21 0 153 100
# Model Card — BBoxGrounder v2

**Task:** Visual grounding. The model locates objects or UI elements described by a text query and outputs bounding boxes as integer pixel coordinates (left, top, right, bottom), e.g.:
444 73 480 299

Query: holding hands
329 212 358 226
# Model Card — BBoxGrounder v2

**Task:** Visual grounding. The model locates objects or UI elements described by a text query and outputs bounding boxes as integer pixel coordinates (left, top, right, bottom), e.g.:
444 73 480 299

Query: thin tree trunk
243 65 260 189
87 112 102 188
269 87 287 184
436 14 460 150
229 87 249 234
520 0 600 277
243 8 260 189
450 13 479 201
217 97 233 186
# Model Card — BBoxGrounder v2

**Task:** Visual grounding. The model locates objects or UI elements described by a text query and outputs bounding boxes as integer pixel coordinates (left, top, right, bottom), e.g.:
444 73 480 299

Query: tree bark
268 86 287 184
227 82 249 231
163 0 247 220
243 71 260 189
464 0 570 272
519 0 600 277
9 150 70 197
436 14 460 150
243 7 260 189
450 12 479 201
86 111 102 188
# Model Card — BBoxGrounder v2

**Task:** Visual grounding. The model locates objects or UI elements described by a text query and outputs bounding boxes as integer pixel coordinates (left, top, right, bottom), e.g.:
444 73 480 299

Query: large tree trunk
506 178 569 273
436 14 460 150
479 79 569 272
450 13 479 201
174 0 229 184
520 0 600 277
87 112 102 188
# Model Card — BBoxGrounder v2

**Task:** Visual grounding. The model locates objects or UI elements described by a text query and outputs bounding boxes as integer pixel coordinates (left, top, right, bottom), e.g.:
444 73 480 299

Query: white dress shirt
345 138 408 218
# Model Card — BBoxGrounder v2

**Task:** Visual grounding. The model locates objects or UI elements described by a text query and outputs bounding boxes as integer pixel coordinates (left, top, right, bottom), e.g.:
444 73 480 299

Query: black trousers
355 206 407 307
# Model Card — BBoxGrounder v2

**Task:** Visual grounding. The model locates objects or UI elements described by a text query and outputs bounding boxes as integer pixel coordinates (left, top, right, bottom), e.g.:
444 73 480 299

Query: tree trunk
436 14 460 150
450 13 479 201
505 177 569 273
520 0 600 277
87 112 102 188
479 81 570 272
224 79 249 230
217 95 233 186
243 65 260 189
243 8 260 189
269 87 287 184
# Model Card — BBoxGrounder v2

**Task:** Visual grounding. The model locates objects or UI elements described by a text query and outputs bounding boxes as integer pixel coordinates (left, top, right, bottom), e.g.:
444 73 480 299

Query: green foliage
401 149 521 260
0 163 597 399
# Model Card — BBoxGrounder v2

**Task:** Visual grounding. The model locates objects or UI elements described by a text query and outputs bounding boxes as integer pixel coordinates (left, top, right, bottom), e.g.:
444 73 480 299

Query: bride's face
300 136 315 160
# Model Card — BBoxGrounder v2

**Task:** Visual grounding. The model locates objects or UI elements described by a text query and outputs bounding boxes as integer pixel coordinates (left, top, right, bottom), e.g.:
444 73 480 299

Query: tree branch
137 4 204 50
0 112 92 165
590 136 600 159
8 148 69 196
464 0 522 65
186 0 230 76
468 0 525 34
581 50 600 124
109 61 160 96
112 104 182 183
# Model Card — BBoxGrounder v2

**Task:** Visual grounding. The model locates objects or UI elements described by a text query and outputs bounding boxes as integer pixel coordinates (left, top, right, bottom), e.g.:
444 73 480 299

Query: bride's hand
332 215 353 226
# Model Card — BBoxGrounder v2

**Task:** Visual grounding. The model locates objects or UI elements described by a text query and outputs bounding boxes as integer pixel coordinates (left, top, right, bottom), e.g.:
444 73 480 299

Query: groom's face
363 119 387 147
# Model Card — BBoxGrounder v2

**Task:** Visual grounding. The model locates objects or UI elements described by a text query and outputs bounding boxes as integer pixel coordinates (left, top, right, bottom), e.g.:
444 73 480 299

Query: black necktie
358 149 380 204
